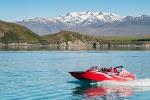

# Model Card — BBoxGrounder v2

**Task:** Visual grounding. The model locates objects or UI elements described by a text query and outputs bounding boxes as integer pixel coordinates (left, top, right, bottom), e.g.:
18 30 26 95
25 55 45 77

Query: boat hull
69 71 135 82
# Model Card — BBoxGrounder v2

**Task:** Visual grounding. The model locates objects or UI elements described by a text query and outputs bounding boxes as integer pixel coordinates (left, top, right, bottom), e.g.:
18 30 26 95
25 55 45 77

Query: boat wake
71 78 150 98
93 78 150 92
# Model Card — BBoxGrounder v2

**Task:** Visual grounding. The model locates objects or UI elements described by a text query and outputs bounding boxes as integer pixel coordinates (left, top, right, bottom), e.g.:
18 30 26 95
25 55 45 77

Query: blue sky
0 0 150 21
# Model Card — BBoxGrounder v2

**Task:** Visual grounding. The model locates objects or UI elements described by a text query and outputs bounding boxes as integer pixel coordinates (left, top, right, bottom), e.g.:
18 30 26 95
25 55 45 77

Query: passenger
106 67 111 74
100 68 106 73
98 68 102 72
114 68 118 73
109 67 113 72
114 66 123 75
113 67 119 75
101 68 104 72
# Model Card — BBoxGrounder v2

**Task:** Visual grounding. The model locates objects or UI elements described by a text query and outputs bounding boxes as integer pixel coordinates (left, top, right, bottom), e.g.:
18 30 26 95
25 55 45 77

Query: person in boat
88 66 123 75
113 66 123 74
87 66 99 72
108 67 113 72
100 67 107 73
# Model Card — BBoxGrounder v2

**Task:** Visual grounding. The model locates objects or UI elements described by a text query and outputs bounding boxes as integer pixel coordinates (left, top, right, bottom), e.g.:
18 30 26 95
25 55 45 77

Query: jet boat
69 66 135 82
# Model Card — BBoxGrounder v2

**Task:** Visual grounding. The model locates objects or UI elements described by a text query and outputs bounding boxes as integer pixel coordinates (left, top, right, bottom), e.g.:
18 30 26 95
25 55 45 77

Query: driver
114 66 123 74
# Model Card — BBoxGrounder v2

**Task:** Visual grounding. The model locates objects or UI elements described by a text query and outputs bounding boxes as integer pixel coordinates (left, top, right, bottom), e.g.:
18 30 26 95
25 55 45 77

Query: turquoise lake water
0 51 150 100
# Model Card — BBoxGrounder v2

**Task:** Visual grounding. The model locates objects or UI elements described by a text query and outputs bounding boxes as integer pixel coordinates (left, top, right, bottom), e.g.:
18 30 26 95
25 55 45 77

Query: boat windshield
114 66 124 73
115 66 124 68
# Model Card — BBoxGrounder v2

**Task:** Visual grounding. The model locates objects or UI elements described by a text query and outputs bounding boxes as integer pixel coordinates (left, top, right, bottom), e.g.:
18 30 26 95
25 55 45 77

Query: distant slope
42 31 150 47
0 20 41 44
42 31 105 44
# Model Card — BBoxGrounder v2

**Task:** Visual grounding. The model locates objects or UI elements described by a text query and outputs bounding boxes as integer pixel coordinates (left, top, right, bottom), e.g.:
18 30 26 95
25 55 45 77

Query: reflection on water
71 78 150 100
72 83 133 100
0 46 150 51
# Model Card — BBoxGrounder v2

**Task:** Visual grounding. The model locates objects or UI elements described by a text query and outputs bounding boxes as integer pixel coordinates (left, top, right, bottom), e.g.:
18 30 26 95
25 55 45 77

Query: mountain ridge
16 11 150 36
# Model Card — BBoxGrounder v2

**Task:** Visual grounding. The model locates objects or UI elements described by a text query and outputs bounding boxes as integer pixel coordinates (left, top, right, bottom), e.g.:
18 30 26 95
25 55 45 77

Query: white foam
90 78 150 92
103 79 150 87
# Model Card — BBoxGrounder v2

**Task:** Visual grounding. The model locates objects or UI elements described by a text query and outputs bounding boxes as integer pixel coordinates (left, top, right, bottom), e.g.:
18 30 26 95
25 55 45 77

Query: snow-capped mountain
56 11 123 25
21 17 61 24
16 11 150 35
21 11 123 25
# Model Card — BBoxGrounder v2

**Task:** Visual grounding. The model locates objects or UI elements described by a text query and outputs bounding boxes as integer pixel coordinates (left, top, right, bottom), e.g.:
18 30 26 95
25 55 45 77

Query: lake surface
0 51 150 100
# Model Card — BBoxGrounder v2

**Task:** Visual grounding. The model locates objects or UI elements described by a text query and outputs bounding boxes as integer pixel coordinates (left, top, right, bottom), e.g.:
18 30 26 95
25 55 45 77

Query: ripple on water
0 51 150 100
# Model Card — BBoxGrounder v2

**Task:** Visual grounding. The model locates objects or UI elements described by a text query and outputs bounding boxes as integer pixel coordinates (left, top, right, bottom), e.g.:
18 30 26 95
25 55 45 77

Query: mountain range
0 20 107 45
16 11 150 36
0 20 149 47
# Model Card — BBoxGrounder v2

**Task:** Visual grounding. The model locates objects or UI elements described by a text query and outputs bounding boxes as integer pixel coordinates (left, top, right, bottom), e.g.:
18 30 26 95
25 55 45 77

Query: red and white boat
69 66 135 82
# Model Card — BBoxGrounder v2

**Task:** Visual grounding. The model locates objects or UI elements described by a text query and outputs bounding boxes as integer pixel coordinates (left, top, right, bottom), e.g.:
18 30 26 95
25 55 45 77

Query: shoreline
0 43 150 51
